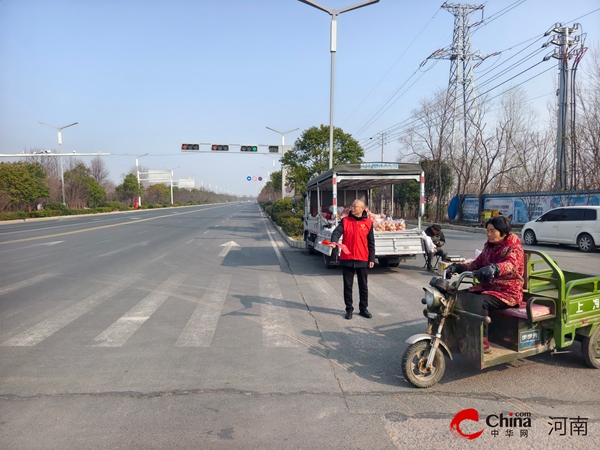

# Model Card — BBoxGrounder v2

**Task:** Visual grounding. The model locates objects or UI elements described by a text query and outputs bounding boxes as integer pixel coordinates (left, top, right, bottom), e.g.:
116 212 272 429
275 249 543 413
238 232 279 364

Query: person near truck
424 224 448 271
445 216 524 353
330 199 376 320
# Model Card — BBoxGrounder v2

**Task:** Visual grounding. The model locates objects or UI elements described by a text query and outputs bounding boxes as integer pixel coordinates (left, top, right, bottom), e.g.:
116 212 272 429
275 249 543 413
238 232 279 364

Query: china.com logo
450 408 532 440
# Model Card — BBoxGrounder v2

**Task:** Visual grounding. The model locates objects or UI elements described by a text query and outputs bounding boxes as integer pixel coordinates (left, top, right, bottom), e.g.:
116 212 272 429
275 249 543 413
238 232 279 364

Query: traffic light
181 143 199 150
240 145 258 152
211 144 229 151
268 145 280 153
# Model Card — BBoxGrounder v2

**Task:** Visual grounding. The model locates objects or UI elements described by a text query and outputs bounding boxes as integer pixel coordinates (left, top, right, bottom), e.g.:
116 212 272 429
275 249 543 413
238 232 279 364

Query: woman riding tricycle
402 217 600 388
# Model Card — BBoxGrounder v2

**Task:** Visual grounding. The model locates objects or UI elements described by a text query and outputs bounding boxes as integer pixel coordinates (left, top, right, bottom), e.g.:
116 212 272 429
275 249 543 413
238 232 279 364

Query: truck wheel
523 229 537 246
582 326 600 369
378 257 388 267
323 254 335 269
577 233 596 253
402 341 445 388
304 232 315 254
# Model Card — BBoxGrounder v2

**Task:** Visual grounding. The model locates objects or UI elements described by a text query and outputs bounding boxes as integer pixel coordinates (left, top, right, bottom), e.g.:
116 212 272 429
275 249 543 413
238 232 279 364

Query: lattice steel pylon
427 3 489 160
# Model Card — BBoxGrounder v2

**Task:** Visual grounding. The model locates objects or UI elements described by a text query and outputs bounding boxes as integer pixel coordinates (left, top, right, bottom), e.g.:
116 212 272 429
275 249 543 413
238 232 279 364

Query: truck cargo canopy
306 162 423 191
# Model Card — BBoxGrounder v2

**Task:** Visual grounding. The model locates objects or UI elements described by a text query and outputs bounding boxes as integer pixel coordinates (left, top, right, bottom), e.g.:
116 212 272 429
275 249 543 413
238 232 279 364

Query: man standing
424 224 448 272
330 200 376 320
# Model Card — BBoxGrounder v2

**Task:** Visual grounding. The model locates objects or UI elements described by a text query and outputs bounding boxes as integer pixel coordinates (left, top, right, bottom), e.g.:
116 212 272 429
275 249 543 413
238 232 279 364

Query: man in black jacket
424 224 448 271
330 200 376 320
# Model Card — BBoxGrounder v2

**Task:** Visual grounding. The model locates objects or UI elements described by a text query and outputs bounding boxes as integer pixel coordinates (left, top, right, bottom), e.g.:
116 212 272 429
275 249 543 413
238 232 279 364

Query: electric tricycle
402 249 600 388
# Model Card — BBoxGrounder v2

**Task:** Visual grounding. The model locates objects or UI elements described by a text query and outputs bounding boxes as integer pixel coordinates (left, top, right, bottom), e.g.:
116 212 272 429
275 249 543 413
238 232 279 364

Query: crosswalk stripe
0 273 61 297
260 273 300 347
175 274 232 347
1 279 132 347
92 273 187 347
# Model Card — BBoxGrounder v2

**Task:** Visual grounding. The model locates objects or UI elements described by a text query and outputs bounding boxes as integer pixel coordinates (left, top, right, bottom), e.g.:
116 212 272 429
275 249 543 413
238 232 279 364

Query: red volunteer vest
340 216 372 261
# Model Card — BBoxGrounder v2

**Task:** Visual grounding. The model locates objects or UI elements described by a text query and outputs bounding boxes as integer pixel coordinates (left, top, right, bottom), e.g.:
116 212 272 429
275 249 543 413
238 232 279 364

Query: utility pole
547 23 584 191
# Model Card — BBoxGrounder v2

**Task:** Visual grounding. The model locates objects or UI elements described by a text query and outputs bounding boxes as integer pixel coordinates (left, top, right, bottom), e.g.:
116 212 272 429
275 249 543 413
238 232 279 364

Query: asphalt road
0 204 598 449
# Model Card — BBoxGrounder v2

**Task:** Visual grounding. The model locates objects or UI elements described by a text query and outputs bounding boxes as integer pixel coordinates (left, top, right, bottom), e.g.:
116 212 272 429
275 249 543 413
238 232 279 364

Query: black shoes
345 311 353 320
358 309 372 319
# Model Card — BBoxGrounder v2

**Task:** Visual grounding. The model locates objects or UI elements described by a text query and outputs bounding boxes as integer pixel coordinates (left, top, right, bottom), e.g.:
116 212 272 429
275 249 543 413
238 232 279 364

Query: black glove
445 263 463 276
474 264 499 283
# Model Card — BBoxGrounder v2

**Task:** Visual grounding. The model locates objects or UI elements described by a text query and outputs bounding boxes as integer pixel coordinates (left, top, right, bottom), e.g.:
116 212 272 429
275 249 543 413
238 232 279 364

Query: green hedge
260 199 304 240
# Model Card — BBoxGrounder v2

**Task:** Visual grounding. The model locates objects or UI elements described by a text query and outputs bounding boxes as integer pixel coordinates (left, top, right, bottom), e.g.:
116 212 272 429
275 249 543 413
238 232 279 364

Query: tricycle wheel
402 340 446 388
323 254 335 269
582 326 600 369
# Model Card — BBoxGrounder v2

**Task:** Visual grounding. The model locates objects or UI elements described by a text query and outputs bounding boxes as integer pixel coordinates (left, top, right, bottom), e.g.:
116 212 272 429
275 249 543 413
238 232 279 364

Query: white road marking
1 279 131 346
260 273 299 347
261 213 286 266
98 241 150 257
175 274 232 347
92 273 187 347
0 273 61 297
218 241 240 257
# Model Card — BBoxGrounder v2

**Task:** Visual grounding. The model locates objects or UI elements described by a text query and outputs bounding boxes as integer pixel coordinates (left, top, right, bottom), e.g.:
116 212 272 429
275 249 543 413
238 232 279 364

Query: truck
303 162 426 268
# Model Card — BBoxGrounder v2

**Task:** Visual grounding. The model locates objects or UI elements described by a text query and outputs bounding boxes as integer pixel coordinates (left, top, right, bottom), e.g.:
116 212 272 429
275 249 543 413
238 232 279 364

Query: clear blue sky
1 0 598 196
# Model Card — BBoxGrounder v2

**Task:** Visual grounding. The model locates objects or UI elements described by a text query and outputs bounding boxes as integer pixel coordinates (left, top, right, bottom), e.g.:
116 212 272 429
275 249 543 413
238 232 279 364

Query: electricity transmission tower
427 2 489 162
546 23 586 191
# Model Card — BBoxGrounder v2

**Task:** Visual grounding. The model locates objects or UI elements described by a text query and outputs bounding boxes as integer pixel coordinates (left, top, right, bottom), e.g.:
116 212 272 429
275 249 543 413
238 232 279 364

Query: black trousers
456 291 508 337
342 266 368 312
426 248 447 267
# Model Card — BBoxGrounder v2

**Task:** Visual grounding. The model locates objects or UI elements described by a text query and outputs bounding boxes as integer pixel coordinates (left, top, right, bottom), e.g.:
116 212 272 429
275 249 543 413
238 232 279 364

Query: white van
521 206 600 252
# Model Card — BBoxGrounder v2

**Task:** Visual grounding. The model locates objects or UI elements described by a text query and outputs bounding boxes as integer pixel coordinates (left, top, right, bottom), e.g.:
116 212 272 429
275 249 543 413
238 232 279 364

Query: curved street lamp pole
298 0 379 169
266 126 299 199
39 121 78 206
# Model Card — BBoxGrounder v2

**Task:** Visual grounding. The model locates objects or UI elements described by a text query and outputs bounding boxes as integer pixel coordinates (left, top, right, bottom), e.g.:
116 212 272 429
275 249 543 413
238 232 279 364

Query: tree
90 157 110 187
116 173 142 206
281 125 364 193
64 163 106 208
145 183 170 204
399 89 455 221
420 159 453 220
394 181 420 219
0 162 50 212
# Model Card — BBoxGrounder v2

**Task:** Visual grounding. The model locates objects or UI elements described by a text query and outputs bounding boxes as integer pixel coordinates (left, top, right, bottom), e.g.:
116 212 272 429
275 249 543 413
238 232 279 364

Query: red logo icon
450 408 484 440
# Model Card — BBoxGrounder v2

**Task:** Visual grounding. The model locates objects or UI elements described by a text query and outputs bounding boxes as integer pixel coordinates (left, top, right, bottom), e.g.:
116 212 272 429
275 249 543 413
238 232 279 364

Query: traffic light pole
39 121 78 206
266 127 299 199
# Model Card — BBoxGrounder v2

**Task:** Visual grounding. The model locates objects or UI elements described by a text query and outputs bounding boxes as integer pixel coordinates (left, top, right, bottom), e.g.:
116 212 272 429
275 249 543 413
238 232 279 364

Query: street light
39 121 78 206
298 0 379 169
266 126 299 199
125 153 149 209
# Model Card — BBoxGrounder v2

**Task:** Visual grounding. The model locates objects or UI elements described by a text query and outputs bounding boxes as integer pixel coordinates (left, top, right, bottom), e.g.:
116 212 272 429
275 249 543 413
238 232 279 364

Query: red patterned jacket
457 232 524 306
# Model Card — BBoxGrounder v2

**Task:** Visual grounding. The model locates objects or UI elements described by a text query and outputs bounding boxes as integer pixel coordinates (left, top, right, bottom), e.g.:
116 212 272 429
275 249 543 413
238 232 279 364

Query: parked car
521 206 600 252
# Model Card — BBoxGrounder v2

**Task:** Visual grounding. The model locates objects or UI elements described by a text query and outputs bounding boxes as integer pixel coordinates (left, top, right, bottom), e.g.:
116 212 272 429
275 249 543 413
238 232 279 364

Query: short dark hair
485 216 511 236
430 224 442 232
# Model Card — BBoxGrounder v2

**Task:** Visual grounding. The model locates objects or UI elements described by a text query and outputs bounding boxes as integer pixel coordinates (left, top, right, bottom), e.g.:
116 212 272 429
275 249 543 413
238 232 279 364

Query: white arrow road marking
218 241 240 257
92 273 187 347
175 274 232 347
38 241 63 246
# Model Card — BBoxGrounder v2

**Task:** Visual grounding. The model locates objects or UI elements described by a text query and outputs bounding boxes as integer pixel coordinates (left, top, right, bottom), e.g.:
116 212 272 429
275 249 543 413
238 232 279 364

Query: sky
1 0 599 197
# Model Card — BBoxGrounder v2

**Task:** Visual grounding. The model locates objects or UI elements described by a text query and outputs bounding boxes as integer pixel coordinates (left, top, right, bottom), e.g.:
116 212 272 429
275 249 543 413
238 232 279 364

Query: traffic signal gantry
180 143 287 154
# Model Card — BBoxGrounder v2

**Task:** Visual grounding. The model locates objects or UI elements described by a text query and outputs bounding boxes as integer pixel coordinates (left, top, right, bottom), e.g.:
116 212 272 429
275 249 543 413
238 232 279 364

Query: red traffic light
181 143 199 150
211 144 229 151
